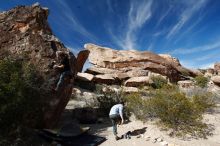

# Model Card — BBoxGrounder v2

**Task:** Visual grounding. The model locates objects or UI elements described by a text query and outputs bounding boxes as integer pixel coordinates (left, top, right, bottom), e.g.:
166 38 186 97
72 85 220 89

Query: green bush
194 75 208 88
125 93 148 120
95 85 124 116
151 76 168 89
0 59 45 145
125 85 215 138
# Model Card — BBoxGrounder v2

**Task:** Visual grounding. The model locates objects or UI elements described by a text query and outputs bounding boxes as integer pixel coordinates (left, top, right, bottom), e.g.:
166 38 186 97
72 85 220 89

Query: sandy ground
82 105 220 146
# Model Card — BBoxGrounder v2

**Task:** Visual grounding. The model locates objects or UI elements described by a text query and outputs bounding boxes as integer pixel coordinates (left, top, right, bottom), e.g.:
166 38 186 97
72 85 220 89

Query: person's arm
53 64 64 69
119 106 124 124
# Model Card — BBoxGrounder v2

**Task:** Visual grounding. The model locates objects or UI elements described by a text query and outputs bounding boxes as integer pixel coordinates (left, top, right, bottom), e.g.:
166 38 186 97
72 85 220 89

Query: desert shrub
95 85 124 116
0 59 45 145
125 85 215 138
125 93 148 120
194 75 208 88
151 76 168 89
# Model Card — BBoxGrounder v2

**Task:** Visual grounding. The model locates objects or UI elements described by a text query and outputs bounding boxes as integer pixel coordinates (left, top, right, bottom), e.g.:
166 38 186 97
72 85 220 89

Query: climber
53 51 72 91
109 101 125 140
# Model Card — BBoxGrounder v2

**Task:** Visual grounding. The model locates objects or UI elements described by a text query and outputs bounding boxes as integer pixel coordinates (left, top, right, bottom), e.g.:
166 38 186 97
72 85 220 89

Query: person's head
58 52 68 60
120 101 125 106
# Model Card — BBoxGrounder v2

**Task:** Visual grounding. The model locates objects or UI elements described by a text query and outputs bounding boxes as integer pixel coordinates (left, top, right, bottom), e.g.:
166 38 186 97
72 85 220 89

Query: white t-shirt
109 104 123 118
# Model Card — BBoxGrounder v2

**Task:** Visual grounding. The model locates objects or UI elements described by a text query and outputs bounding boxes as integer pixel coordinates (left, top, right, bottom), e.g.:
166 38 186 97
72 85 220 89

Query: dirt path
82 107 220 146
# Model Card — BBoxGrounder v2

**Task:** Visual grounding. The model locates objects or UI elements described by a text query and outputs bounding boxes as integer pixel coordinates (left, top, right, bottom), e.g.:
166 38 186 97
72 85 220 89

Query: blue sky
1 0 220 69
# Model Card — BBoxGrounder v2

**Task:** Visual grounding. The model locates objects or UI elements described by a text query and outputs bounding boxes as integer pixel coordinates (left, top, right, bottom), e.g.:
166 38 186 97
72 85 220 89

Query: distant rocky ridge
78 43 199 86
0 3 88 128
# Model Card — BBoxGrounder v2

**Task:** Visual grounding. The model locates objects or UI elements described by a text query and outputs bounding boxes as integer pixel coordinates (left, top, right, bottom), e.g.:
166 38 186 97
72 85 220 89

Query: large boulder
86 66 121 75
93 74 116 84
0 4 80 128
76 50 90 72
76 72 94 82
211 76 220 86
84 44 196 82
204 68 215 77
159 54 181 66
124 76 152 87
214 62 220 75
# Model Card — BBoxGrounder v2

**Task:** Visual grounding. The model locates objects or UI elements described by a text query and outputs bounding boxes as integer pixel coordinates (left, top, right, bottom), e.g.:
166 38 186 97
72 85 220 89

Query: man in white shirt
109 102 125 140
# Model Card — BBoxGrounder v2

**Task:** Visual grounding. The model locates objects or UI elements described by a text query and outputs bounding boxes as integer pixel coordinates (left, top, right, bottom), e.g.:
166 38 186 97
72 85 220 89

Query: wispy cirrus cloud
124 0 152 50
55 1 98 42
66 45 81 55
171 40 220 55
108 0 153 50
180 60 214 69
155 6 172 28
195 51 220 61
166 0 207 39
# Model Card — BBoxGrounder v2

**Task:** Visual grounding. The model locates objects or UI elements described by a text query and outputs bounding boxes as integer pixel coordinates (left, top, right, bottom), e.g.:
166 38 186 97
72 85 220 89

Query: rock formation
84 43 197 85
0 3 87 128
214 62 220 75
211 76 220 86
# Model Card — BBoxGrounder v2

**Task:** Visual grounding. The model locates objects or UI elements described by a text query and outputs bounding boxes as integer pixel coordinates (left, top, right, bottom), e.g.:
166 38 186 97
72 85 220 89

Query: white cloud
195 52 220 61
107 0 114 13
125 0 152 50
108 0 153 50
199 63 214 69
56 1 98 42
180 60 214 69
166 0 207 39
171 41 220 55
155 6 172 27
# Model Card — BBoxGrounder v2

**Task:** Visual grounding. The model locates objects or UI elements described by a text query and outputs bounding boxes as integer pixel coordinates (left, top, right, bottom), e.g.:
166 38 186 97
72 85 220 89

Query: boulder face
0 4 78 128
211 76 220 86
84 43 196 82
214 62 220 75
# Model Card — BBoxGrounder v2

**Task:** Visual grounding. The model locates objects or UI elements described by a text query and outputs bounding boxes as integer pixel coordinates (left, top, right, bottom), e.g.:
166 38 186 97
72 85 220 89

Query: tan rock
76 72 94 81
124 76 151 87
214 62 220 75
211 76 220 86
188 69 203 76
126 69 149 77
178 80 194 88
85 43 196 82
159 54 180 66
113 72 129 80
205 68 215 77
122 86 139 93
86 66 120 75
93 74 115 84
0 4 90 128
76 50 90 72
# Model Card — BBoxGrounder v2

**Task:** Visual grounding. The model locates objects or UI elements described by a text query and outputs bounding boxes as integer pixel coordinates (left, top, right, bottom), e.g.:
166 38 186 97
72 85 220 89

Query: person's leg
109 114 120 140
55 72 66 91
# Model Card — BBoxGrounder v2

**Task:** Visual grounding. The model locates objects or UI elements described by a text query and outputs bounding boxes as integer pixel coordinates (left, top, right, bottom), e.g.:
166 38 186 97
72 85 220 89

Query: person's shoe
115 136 120 141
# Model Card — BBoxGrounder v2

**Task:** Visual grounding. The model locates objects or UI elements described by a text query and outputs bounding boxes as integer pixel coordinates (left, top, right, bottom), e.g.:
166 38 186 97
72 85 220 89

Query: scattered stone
152 138 157 143
157 137 163 142
160 141 168 146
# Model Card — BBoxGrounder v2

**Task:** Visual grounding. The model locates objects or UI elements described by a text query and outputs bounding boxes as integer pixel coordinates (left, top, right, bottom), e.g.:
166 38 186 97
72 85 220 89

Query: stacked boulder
76 43 198 89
